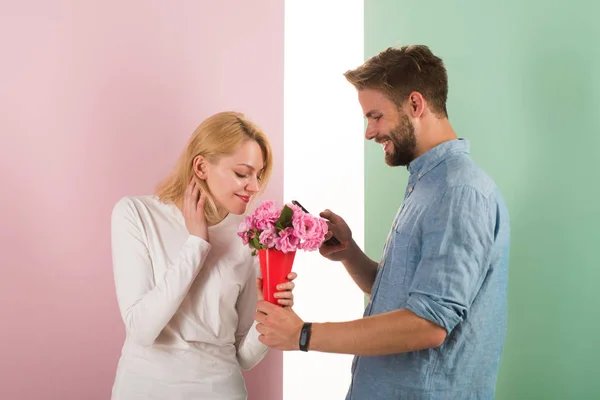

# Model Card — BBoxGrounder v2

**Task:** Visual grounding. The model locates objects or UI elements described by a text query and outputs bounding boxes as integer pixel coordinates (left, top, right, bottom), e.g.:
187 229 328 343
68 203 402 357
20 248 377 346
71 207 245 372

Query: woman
110 111 295 399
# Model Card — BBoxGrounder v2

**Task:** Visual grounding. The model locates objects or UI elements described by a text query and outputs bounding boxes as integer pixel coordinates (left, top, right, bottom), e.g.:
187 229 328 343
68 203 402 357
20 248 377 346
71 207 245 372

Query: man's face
358 89 417 167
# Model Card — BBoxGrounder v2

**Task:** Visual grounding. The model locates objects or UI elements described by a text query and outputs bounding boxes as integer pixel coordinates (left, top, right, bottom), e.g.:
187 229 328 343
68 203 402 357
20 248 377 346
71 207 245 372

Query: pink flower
237 200 329 255
308 216 328 240
300 239 321 251
238 215 255 232
291 208 328 248
237 231 250 245
253 200 280 231
299 218 328 251
292 209 309 239
287 202 303 215
237 216 256 245
259 226 278 248
275 227 300 253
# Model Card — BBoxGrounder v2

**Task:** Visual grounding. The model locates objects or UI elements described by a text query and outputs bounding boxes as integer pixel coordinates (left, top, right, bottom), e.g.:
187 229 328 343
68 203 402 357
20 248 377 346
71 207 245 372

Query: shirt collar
407 138 470 178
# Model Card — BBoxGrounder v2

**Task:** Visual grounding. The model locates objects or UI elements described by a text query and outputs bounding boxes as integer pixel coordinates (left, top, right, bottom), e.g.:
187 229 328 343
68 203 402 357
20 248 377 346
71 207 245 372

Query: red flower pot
258 248 296 305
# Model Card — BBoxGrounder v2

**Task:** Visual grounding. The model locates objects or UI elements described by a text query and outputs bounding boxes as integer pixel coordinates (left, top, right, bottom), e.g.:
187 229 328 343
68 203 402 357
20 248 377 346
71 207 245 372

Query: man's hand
319 209 378 294
255 300 304 351
319 209 352 261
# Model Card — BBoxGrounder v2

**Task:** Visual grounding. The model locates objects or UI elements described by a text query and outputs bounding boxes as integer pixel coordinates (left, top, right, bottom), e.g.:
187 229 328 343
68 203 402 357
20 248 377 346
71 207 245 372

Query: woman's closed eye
235 172 247 178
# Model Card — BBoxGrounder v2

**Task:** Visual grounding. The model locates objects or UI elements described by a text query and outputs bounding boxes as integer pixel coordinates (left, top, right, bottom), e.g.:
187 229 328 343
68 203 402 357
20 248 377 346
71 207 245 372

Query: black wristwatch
299 322 312 352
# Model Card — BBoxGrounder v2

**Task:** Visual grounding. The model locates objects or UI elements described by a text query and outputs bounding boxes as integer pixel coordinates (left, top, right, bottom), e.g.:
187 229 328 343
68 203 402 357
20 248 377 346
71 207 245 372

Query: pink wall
0 1 283 399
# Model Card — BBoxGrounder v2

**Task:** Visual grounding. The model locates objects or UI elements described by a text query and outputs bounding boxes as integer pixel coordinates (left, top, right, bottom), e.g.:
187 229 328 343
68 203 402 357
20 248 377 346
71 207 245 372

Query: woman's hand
183 177 209 242
256 272 298 307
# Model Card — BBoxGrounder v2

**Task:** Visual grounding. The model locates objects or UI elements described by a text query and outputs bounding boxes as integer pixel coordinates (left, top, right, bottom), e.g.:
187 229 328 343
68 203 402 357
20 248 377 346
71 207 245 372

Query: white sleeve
110 197 212 346
234 257 269 370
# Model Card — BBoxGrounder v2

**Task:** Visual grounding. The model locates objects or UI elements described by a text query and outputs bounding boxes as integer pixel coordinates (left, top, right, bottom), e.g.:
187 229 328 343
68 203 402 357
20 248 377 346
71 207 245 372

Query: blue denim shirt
346 139 510 400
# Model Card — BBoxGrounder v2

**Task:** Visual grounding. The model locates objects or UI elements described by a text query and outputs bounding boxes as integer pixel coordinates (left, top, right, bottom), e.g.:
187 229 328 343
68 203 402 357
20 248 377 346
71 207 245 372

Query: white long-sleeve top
110 195 267 400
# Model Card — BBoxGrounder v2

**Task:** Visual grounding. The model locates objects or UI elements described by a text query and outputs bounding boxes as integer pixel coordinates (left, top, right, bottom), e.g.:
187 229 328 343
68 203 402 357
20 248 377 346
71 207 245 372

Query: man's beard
383 114 417 167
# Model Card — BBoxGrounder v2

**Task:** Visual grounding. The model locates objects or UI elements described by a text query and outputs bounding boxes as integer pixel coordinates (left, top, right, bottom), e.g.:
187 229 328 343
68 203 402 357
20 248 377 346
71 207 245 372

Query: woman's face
196 140 265 216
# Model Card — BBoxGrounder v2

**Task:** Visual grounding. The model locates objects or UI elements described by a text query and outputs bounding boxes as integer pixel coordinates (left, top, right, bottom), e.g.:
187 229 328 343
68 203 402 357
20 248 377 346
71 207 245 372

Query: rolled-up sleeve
406 185 495 334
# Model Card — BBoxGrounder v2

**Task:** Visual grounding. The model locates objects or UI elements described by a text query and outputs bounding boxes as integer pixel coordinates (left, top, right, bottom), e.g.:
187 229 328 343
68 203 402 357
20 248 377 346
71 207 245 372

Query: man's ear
407 91 425 118
193 155 208 180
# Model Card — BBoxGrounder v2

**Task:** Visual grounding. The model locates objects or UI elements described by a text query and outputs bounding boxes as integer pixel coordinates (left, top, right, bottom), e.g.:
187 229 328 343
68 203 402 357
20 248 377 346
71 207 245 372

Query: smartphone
291 200 341 246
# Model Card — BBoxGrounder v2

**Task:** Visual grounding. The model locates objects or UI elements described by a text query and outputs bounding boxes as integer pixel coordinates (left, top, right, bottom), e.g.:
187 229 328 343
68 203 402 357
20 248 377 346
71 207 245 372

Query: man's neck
414 118 457 159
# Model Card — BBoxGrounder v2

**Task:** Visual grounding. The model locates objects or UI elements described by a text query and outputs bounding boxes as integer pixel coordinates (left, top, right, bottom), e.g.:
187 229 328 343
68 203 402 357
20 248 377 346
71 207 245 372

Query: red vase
258 248 296 305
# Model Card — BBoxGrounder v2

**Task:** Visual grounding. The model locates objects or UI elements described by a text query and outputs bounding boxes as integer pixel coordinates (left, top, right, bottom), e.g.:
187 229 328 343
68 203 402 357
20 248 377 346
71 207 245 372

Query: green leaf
276 205 293 230
250 235 261 250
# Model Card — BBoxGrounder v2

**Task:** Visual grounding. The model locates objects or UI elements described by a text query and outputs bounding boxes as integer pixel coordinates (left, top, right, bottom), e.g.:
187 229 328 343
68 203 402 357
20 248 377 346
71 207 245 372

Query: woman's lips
236 194 250 203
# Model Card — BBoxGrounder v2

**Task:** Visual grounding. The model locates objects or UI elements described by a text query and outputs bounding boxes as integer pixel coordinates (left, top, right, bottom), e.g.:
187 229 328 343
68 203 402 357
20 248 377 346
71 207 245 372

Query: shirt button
408 187 413 193
418 173 422 179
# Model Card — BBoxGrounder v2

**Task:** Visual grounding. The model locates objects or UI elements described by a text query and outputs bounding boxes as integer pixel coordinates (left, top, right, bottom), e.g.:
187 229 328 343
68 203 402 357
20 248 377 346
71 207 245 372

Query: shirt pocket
383 231 412 285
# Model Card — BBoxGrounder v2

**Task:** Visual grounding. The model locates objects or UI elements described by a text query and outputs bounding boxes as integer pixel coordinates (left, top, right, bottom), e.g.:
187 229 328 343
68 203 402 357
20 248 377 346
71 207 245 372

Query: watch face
300 330 307 343
299 323 311 351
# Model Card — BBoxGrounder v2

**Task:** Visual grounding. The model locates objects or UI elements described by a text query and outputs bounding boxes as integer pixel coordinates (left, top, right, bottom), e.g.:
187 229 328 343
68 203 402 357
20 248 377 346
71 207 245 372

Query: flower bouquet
237 200 328 304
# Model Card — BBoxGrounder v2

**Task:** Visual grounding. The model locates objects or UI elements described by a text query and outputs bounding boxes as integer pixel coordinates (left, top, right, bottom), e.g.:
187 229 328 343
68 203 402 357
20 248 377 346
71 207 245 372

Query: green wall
364 1 600 399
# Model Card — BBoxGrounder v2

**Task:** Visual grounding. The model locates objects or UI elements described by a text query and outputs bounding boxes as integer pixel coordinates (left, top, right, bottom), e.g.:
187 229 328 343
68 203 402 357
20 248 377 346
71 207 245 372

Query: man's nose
365 124 377 140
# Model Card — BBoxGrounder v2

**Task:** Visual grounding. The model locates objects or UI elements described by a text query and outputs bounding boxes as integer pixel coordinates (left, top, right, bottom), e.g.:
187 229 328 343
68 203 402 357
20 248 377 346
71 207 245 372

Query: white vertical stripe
283 1 365 399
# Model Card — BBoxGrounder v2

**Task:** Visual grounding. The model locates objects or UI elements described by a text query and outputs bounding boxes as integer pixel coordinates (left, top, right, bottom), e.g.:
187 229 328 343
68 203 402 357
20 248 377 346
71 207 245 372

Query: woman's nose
246 176 260 192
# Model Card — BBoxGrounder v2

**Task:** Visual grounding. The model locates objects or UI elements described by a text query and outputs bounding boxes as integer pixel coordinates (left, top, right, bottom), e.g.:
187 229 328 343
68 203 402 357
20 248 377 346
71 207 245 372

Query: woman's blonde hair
156 111 273 225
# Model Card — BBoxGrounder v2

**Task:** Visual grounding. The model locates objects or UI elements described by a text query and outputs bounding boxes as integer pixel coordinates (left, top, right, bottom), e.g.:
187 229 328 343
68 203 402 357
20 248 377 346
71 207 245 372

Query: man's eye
235 172 247 178
374 116 382 121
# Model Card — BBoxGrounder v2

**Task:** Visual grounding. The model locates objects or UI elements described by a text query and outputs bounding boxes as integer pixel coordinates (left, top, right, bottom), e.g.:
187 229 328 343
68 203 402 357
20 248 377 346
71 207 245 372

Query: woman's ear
193 155 208 180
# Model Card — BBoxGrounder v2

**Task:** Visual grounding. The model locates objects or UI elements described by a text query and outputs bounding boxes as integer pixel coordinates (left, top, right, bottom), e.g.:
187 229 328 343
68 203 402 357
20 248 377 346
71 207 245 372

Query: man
255 45 510 399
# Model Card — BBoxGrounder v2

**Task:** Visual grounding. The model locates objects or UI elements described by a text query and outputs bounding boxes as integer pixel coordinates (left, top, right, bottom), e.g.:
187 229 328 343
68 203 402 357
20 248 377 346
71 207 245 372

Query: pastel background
364 1 600 399
2 0 599 399
1 1 283 399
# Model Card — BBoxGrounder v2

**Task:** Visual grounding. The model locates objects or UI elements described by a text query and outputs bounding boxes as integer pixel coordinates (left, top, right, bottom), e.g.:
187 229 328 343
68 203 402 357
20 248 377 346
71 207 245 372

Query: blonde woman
110 112 296 399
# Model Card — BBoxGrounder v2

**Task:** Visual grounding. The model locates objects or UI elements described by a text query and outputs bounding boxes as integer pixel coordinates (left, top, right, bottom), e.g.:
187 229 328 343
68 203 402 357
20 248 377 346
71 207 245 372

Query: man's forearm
341 240 378 294
308 309 447 356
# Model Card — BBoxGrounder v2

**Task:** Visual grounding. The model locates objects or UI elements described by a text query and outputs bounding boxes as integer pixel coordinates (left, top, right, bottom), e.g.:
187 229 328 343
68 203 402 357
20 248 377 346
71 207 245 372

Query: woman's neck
211 207 229 226
174 199 229 227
